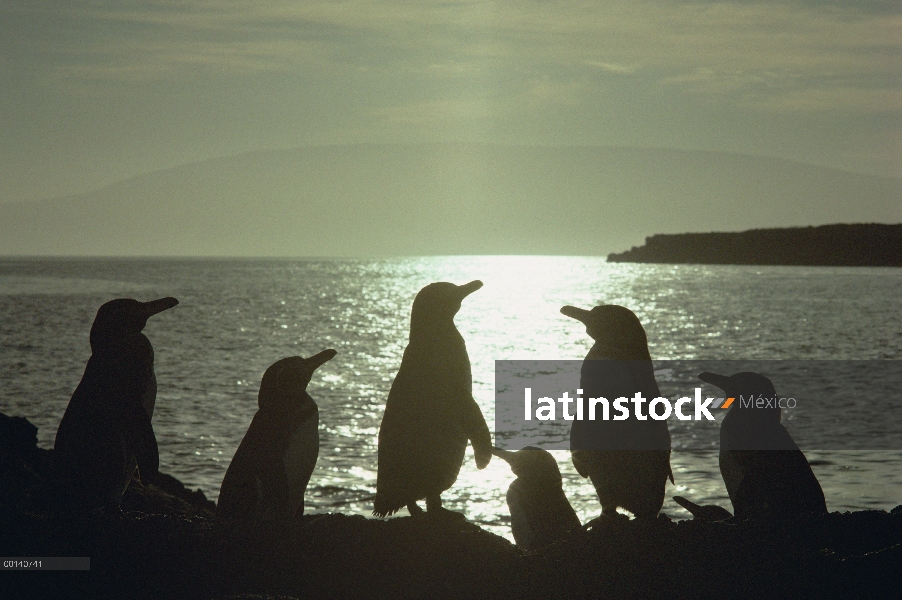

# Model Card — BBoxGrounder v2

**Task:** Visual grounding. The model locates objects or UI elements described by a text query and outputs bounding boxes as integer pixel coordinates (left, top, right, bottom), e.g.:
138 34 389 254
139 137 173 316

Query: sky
0 0 899 205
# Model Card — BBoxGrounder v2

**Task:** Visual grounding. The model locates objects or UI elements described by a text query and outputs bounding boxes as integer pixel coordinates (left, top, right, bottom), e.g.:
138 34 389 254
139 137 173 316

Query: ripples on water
1 257 900 539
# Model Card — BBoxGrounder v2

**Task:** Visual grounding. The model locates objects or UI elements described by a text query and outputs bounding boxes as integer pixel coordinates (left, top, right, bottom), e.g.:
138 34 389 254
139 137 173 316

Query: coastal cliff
607 223 902 266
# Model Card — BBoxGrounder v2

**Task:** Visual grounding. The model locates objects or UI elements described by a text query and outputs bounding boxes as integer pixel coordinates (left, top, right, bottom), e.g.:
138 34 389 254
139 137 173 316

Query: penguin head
560 304 651 360
258 349 337 412
698 371 782 424
410 280 482 331
89 297 179 351
493 446 563 486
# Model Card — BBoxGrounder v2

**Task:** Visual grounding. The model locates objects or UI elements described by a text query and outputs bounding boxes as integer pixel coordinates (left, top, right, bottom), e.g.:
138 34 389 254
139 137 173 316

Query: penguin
374 280 492 518
561 304 673 520
493 446 581 550
52 297 178 511
697 371 827 519
217 349 336 520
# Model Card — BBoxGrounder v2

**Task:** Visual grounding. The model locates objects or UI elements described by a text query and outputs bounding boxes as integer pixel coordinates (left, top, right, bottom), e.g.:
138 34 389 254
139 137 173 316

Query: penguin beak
698 371 732 392
492 447 538 477
305 349 337 371
492 447 516 462
492 447 520 474
457 280 483 298
142 297 179 317
560 305 591 324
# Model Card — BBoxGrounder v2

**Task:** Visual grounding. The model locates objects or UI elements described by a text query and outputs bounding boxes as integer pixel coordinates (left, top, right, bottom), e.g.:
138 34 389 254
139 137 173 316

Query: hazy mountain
0 144 898 256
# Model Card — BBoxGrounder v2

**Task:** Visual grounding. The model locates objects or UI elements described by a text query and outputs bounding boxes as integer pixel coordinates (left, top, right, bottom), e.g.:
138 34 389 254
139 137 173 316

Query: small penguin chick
673 495 733 521
493 446 581 550
493 447 563 485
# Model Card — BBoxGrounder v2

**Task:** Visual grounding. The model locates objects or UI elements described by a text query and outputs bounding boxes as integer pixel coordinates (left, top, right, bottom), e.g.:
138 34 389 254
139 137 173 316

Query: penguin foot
425 494 442 511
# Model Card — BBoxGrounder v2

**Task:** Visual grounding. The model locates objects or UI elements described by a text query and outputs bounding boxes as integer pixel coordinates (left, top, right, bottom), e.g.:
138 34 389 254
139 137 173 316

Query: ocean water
1 257 900 540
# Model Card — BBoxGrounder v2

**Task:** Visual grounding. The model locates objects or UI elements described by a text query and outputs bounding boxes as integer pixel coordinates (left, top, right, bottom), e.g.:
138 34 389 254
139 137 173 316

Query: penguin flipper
506 486 534 550
462 395 492 469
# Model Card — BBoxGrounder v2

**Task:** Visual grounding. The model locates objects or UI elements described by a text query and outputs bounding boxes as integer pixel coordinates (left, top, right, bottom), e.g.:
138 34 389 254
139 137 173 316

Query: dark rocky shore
3 413 901 600
607 223 902 266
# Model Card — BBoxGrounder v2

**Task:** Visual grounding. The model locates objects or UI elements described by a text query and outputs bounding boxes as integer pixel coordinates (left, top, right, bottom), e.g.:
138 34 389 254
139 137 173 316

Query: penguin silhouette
217 349 336 520
374 280 492 517
52 297 178 510
493 446 581 550
698 371 827 519
561 304 673 520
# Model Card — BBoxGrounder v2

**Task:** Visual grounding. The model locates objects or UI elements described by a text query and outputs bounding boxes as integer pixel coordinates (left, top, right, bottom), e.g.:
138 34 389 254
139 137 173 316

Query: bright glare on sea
1 257 900 540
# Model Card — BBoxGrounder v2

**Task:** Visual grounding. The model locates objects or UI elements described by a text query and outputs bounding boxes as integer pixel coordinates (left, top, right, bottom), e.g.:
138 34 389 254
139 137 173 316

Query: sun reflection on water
1 257 901 540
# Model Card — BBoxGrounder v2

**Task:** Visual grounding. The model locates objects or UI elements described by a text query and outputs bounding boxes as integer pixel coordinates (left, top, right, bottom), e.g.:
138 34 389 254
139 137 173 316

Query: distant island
2 145 900 257
607 223 902 266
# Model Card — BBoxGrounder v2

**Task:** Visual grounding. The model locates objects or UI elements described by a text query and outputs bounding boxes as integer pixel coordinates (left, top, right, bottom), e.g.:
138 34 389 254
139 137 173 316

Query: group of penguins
50 280 828 551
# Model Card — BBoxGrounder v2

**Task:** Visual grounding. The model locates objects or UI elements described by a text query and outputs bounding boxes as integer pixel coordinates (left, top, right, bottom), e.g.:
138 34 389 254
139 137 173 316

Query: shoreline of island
607 223 902 266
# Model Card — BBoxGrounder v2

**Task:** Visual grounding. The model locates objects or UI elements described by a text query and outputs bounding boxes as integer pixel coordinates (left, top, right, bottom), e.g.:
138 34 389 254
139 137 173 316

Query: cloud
0 0 902 112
